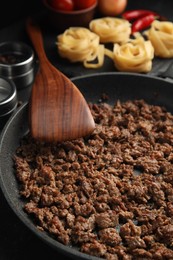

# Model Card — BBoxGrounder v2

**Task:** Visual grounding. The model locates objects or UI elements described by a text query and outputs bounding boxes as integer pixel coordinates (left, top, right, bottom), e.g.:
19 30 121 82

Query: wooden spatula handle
26 18 47 62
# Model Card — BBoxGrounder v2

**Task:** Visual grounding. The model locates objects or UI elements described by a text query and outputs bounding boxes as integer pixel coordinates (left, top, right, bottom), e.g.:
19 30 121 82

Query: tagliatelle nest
57 27 105 68
144 20 173 58
89 17 131 44
112 36 154 73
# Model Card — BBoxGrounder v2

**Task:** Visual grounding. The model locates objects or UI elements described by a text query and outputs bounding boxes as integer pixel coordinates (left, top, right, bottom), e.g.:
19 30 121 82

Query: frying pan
0 72 173 260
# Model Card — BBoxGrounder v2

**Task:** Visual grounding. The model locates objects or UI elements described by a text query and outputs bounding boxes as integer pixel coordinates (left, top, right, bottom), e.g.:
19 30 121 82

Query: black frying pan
0 72 173 260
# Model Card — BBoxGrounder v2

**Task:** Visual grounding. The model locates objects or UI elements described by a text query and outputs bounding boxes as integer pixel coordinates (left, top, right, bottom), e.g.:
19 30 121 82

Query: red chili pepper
122 9 157 21
131 13 156 34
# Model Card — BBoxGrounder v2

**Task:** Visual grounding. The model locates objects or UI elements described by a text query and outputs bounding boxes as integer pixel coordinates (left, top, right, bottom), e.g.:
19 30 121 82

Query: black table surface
0 0 173 259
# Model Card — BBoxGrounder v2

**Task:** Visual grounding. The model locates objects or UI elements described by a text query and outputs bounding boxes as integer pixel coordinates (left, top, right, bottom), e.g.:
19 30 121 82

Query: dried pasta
57 27 105 68
89 17 131 44
112 36 154 72
56 21 156 73
145 20 173 58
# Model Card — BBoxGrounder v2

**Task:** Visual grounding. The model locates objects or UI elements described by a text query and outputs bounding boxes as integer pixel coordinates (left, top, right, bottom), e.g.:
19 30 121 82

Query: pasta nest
89 17 131 44
112 36 154 73
57 27 105 68
145 20 173 58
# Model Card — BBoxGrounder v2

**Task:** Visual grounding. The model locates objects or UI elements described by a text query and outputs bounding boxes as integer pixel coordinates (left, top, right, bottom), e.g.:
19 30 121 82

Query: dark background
0 0 172 29
0 0 43 29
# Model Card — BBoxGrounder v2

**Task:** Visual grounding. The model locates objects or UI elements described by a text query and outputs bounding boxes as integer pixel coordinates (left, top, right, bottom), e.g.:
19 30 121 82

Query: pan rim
70 71 173 83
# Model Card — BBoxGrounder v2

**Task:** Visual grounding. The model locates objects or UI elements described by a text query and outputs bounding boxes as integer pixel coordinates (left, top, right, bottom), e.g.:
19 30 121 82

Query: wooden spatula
26 18 95 143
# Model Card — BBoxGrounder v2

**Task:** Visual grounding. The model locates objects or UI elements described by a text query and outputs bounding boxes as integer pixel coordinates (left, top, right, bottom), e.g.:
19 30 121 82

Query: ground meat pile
14 99 173 260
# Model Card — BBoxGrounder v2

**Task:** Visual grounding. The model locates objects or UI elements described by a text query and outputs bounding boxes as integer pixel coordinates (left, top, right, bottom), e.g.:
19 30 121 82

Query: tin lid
0 41 35 89
0 77 17 117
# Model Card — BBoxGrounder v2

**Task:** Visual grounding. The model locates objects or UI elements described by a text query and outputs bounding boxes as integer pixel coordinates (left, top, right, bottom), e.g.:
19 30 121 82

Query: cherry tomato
50 0 74 11
98 0 127 16
73 0 97 10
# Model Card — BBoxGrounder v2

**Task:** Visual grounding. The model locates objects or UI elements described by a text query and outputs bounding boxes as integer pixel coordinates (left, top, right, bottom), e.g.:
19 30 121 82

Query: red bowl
42 0 98 32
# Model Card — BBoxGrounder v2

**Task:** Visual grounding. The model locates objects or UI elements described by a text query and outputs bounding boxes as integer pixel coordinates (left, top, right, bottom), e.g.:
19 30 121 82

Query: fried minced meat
14 99 173 259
